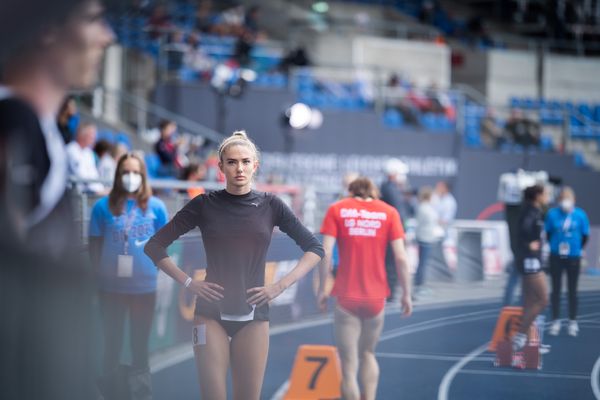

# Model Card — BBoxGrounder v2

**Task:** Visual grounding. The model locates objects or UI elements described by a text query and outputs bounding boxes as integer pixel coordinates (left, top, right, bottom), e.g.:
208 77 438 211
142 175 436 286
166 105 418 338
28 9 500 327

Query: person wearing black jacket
512 184 550 354
0 1 113 399
145 131 323 400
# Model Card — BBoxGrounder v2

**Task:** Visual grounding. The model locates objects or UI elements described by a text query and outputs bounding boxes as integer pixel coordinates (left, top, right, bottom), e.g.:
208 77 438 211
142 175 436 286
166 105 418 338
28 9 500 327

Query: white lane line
460 369 590 380
376 352 494 362
270 380 290 400
437 343 489 400
592 353 600 400
380 312 497 342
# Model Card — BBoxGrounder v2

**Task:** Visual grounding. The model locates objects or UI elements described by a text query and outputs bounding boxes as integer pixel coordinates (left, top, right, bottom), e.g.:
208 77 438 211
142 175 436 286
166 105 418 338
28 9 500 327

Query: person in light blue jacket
89 152 168 399
545 187 590 337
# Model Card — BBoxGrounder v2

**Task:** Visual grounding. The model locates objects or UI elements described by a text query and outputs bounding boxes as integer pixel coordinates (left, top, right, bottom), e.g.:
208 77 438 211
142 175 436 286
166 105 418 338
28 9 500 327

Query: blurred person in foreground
545 187 590 337
380 158 411 302
318 177 412 400
89 153 168 399
0 0 113 398
512 185 550 356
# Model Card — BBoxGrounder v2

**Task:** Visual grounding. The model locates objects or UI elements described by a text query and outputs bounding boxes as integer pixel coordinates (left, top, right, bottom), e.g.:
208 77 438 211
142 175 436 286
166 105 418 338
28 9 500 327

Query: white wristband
184 277 192 288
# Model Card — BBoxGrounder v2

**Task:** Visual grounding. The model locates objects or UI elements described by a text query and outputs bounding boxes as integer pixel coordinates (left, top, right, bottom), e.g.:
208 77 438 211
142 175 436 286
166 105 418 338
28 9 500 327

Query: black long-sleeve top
517 203 544 260
145 189 324 320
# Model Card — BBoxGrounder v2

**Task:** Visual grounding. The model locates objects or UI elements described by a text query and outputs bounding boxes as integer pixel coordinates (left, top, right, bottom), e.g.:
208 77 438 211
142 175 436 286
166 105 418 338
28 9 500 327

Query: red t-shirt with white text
320 198 405 300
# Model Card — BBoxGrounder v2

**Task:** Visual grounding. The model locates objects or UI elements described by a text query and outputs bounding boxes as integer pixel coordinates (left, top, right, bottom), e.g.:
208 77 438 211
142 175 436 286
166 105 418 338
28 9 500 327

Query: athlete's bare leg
520 273 548 335
193 316 230 399
230 321 269 400
358 310 385 400
334 305 362 400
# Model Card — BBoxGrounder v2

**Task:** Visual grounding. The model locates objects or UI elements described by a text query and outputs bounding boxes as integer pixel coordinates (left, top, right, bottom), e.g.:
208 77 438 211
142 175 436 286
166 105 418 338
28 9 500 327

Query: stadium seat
573 151 588 168
383 109 404 128
144 153 162 178
115 133 132 150
539 135 554 152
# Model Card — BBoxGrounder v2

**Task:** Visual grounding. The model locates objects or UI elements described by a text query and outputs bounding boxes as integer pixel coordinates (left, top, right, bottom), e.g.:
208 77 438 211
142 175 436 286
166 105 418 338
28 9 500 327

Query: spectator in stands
89 152 168 399
185 32 214 79
195 0 218 33
385 74 420 126
244 5 262 36
154 119 182 177
414 186 444 299
165 29 190 72
426 83 456 120
418 0 437 25
278 46 312 75
0 1 113 398
233 31 255 68
219 3 246 36
148 3 172 39
56 95 80 143
380 158 411 302
505 108 541 147
180 162 207 198
94 139 116 184
95 140 126 186
67 122 105 193
480 107 504 149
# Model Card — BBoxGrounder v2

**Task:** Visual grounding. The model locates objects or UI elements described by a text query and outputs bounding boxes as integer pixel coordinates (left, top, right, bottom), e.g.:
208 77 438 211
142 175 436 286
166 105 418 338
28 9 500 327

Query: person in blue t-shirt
545 187 590 337
89 152 168 398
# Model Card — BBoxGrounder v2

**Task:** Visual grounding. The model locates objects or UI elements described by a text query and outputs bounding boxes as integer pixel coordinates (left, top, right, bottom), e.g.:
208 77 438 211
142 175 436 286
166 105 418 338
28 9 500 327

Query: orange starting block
284 345 342 400
490 307 543 370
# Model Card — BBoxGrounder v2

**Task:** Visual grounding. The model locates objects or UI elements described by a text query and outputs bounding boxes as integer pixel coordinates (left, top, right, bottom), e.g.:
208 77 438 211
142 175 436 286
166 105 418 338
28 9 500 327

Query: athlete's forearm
156 256 191 285
318 253 332 296
318 235 336 295
391 239 412 298
395 257 411 299
278 251 322 291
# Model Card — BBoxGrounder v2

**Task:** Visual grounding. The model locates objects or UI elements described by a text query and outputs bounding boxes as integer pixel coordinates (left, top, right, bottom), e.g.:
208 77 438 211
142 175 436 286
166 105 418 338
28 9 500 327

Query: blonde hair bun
218 129 260 161
232 130 248 139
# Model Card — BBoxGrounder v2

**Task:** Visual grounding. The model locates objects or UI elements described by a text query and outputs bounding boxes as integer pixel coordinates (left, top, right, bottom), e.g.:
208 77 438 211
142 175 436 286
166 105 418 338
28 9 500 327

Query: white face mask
121 172 142 193
560 198 574 212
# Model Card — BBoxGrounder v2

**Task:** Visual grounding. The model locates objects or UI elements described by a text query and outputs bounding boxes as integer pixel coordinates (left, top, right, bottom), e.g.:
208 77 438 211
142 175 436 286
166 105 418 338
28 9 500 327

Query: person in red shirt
318 177 412 400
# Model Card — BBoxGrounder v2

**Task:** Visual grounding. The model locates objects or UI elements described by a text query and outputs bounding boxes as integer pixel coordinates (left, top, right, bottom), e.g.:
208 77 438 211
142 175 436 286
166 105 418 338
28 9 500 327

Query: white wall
543 54 600 103
352 36 451 88
486 50 538 106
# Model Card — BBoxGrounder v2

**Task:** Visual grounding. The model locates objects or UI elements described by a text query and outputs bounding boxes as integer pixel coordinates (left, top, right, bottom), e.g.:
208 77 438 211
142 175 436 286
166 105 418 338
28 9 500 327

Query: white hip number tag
193 324 206 346
117 255 134 278
524 258 541 273
559 242 570 257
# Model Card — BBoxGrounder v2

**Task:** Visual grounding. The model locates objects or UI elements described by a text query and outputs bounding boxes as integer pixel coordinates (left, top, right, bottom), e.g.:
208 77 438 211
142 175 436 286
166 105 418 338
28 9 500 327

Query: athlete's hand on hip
400 294 413 317
188 281 224 302
317 292 329 312
247 283 284 307
529 240 541 251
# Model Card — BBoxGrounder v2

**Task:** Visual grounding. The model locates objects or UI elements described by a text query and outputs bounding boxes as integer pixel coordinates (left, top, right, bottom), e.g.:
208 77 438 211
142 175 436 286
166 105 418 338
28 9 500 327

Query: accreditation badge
558 242 570 257
117 254 134 278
